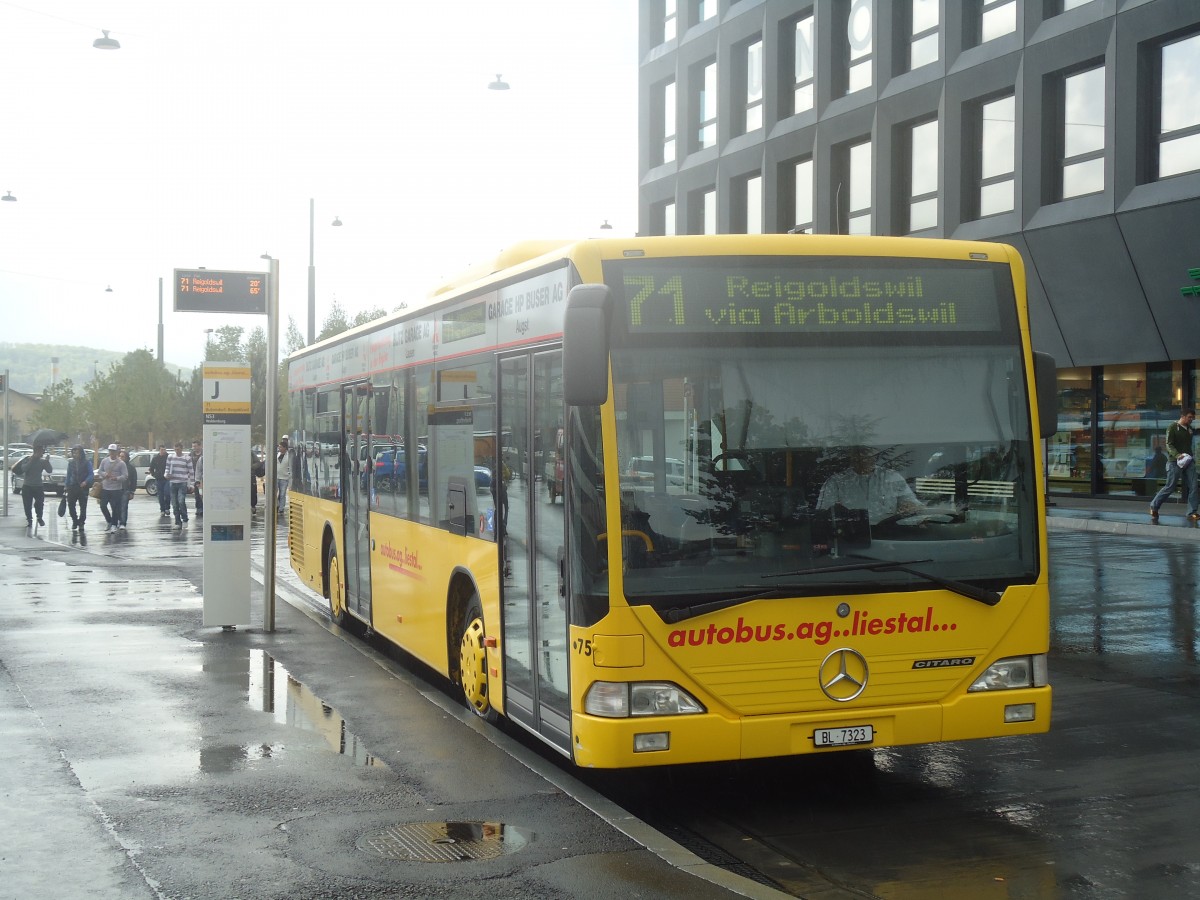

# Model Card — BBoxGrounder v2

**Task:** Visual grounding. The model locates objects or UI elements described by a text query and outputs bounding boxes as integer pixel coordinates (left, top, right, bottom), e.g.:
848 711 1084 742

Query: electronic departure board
612 259 1005 334
174 269 268 314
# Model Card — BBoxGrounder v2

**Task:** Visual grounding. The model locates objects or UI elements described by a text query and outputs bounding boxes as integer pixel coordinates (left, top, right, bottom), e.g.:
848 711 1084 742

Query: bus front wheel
458 595 498 723
326 543 349 627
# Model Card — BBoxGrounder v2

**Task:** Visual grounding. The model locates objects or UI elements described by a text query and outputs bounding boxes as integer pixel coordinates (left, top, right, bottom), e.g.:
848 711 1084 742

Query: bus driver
816 446 924 526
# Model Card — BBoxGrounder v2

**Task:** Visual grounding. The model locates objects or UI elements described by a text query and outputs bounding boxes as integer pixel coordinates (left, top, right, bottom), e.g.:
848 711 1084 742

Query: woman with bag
65 445 95 531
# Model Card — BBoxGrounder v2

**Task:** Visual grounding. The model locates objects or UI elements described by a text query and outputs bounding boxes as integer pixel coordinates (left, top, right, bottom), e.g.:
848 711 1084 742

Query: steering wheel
712 450 760 478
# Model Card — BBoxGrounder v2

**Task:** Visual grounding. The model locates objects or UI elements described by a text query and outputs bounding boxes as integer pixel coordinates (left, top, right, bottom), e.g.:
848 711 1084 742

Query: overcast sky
0 0 638 370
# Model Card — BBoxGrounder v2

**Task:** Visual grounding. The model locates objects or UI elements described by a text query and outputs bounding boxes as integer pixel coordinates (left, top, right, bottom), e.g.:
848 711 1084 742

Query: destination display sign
614 259 1004 334
174 269 268 314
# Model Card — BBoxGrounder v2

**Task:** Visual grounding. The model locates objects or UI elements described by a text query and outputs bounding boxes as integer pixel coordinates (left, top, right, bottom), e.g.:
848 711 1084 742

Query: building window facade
693 60 717 151
654 200 676 236
660 0 678 44
835 138 873 234
692 0 715 26
732 173 763 233
1156 32 1200 180
659 80 677 164
689 187 716 234
976 0 1016 46
1056 0 1092 14
905 118 939 233
1048 363 1191 497
908 0 939 71
1058 64 1105 200
838 0 873 97
975 92 1016 218
787 12 816 116
779 157 814 234
743 38 764 133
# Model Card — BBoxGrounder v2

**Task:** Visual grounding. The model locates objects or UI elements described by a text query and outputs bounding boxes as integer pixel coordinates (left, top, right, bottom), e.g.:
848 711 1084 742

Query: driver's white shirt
816 468 921 525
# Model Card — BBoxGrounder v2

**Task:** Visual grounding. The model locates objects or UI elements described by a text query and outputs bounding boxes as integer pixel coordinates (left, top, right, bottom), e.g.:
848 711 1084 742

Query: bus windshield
602 256 1038 608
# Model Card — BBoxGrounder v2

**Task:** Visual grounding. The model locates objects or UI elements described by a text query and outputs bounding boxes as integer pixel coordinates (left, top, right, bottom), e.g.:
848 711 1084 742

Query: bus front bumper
570 685 1051 769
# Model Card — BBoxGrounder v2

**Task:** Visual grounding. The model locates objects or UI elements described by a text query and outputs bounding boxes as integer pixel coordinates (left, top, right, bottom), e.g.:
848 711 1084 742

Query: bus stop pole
263 258 279 632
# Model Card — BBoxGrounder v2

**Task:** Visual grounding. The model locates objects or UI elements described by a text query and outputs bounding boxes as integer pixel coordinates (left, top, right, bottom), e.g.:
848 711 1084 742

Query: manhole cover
355 821 530 862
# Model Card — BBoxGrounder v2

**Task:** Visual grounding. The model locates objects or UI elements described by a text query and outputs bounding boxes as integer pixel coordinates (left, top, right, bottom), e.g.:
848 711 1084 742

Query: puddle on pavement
196 652 384 772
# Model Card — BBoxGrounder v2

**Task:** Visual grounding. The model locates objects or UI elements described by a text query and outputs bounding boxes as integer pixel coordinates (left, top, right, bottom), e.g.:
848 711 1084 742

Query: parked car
126 450 160 494
625 455 686 488
366 446 426 493
12 454 69 496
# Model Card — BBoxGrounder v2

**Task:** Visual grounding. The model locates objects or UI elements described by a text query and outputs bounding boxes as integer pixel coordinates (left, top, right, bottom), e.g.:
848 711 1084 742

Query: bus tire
458 594 498 723
326 542 349 628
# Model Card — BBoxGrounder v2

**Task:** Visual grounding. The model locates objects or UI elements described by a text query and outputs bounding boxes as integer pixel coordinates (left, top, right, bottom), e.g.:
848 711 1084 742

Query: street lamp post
306 198 342 345
307 199 316 345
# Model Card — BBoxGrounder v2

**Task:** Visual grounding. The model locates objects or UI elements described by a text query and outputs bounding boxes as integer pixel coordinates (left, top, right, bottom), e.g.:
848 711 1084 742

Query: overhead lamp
1 191 15 202
261 252 272 260
600 220 613 230
105 285 113 292
93 30 120 50
488 74 510 91
332 216 342 227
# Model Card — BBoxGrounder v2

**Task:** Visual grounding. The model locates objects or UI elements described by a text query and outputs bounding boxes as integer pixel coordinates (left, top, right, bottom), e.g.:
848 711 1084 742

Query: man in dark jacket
13 446 52 528
149 445 170 516
1151 409 1198 520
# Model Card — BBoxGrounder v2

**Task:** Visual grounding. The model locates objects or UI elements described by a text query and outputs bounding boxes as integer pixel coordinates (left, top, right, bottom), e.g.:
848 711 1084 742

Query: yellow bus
284 234 1056 769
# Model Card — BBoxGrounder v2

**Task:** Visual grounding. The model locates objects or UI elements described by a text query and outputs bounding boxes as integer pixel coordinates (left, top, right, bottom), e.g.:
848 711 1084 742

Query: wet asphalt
0 492 765 900
1 490 1198 898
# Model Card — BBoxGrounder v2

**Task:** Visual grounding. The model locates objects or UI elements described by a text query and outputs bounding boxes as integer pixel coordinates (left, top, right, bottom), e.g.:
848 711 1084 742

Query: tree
83 350 189 448
316 300 351 343
351 307 388 327
32 378 78 435
204 326 246 363
285 316 306 355
245 326 268 445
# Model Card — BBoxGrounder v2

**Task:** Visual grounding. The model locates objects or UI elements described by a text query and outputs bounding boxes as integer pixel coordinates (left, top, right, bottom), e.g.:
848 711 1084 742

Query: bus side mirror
563 283 612 406
1033 351 1057 440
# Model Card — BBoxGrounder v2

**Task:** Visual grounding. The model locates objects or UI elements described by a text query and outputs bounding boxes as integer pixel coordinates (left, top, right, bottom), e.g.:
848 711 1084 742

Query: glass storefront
1048 362 1190 497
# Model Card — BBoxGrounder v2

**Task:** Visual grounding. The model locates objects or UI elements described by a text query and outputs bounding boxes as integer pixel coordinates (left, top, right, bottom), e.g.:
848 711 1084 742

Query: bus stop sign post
263 257 279 633
173 265 275 632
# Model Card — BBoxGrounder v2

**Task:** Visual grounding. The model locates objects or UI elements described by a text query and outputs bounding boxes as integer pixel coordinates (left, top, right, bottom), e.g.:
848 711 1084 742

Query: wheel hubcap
329 555 344 619
459 617 489 715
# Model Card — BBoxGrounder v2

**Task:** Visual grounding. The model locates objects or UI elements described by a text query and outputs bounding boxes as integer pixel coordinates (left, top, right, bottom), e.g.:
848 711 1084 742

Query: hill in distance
0 343 193 395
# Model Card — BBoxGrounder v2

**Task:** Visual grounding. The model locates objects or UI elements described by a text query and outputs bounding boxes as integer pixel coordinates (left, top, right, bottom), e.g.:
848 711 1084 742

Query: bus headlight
584 681 705 718
968 654 1047 692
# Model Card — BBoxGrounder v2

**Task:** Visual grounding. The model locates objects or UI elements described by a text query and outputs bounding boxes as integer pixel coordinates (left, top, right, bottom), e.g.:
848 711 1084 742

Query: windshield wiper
765 557 1002 607
658 588 791 623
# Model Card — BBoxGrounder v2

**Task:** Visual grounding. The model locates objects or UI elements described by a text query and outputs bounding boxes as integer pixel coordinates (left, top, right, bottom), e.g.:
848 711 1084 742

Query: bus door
340 383 373 623
498 351 570 751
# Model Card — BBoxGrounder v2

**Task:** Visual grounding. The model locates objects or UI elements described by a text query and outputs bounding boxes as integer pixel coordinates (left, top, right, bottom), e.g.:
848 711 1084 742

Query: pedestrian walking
97 443 128 533
251 450 265 510
276 437 291 515
64 445 94 531
191 440 205 518
12 445 52 528
166 441 195 527
119 449 137 529
149 444 170 516
1150 408 1198 520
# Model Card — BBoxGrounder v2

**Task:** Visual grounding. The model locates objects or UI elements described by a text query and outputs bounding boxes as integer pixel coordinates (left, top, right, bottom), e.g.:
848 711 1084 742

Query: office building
638 0 1200 496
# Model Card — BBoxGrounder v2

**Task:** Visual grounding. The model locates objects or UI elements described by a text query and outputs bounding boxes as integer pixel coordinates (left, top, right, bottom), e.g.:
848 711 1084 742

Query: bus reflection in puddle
198 648 388 773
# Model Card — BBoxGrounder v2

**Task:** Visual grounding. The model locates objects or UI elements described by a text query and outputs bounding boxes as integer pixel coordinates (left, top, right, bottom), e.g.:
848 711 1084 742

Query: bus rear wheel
458 595 498 723
326 543 349 627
